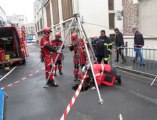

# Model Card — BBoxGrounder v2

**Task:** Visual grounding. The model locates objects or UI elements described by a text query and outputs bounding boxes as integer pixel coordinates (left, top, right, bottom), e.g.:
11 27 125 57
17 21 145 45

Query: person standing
51 32 64 76
132 28 145 66
114 28 126 64
96 30 112 64
91 37 98 55
40 27 58 87
69 33 87 81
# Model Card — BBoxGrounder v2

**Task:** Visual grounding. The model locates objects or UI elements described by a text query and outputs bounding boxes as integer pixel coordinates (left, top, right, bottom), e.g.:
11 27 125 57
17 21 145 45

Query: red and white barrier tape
0 66 17 82
60 79 84 120
0 67 45 90
60 71 88 120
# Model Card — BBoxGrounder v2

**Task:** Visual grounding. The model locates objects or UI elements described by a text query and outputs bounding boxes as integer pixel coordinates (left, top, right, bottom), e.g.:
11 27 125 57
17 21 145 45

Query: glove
69 45 74 51
57 50 61 54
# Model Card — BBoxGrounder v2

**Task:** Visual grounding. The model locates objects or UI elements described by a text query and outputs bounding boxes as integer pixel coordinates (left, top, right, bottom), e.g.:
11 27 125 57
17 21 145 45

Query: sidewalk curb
117 66 156 79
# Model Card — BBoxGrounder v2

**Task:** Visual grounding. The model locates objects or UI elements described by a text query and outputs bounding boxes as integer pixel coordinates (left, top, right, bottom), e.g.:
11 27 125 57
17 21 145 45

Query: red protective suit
51 39 63 71
70 39 87 79
40 35 55 81
92 64 116 86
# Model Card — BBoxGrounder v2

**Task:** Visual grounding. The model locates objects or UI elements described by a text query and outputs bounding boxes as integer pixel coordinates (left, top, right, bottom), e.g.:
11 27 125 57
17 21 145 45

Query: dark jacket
96 36 112 58
115 32 124 47
134 31 144 48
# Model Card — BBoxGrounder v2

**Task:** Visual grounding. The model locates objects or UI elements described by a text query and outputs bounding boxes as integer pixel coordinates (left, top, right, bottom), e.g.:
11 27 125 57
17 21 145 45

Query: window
110 34 115 42
52 0 59 25
40 18 43 30
109 13 115 29
62 0 73 21
19 19 24 21
46 3 51 27
108 0 114 10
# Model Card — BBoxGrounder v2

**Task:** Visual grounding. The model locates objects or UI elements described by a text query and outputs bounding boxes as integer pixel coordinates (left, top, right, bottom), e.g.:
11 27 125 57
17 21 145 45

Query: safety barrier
112 47 157 76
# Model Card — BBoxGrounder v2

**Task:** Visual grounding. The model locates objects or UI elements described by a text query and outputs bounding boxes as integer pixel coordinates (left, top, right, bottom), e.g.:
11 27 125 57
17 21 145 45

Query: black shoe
54 71 57 76
133 59 136 63
47 80 52 85
74 77 80 82
53 83 59 87
140 63 145 66
116 75 122 85
51 80 58 87
115 59 119 62
59 70 63 75
50 81 59 87
122 59 126 64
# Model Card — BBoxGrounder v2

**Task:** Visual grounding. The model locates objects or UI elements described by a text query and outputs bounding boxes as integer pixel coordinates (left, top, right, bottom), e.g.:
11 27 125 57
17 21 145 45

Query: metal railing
111 47 157 76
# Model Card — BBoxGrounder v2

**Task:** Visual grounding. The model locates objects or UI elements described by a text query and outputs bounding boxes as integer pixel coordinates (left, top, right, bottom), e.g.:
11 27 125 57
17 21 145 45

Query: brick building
122 0 157 37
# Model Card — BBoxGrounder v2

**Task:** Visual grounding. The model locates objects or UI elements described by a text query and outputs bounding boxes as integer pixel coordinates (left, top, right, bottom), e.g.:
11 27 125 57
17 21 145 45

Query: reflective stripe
108 43 112 46
104 43 112 51
104 43 108 46
104 58 109 61
95 73 101 77
101 64 104 72
108 49 111 51
43 41 49 45
104 55 111 61
48 72 54 74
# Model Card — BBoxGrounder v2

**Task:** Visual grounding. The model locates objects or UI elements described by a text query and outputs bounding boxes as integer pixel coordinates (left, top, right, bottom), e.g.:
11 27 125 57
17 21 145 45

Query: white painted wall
7 15 27 25
78 0 109 37
76 0 123 37
0 6 6 21
114 0 123 32
139 0 157 37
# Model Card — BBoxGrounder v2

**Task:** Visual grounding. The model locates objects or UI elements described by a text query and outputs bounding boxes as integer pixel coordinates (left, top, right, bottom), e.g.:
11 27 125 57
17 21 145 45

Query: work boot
133 59 136 63
47 80 52 85
59 70 63 75
54 71 57 76
122 59 126 64
51 81 58 87
115 59 119 62
140 63 145 66
74 77 79 82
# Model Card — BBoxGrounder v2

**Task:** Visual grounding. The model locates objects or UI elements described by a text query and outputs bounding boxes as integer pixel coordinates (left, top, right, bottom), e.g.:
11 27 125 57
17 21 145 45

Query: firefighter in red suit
69 33 87 81
51 32 64 76
72 64 121 91
85 64 121 89
40 27 58 87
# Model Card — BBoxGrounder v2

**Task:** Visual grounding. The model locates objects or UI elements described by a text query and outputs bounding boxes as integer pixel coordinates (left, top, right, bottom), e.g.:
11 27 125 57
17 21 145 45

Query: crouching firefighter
69 33 87 81
72 64 121 91
51 32 64 76
40 27 58 87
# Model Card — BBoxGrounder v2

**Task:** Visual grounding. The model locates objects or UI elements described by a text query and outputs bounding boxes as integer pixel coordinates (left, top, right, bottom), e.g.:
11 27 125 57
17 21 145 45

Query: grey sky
0 0 35 22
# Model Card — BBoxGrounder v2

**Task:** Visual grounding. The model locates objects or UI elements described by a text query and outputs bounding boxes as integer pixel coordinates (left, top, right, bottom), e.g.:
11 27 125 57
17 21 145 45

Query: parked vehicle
0 25 28 70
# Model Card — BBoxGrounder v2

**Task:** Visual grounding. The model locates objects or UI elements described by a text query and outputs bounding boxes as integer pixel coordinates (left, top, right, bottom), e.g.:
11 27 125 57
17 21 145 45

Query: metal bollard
125 42 128 57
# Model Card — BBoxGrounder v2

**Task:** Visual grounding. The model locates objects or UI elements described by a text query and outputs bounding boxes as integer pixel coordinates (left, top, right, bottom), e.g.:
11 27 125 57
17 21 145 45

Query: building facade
122 0 138 36
24 23 36 39
33 0 47 40
7 15 27 27
34 0 123 43
0 6 6 26
122 0 157 37
78 0 123 38
138 0 157 37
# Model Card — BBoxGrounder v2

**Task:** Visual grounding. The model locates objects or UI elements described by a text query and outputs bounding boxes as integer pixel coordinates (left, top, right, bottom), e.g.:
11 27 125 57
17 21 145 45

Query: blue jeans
134 48 144 64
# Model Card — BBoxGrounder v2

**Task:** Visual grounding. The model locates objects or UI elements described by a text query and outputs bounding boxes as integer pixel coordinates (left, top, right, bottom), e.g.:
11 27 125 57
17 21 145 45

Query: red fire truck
0 25 28 70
